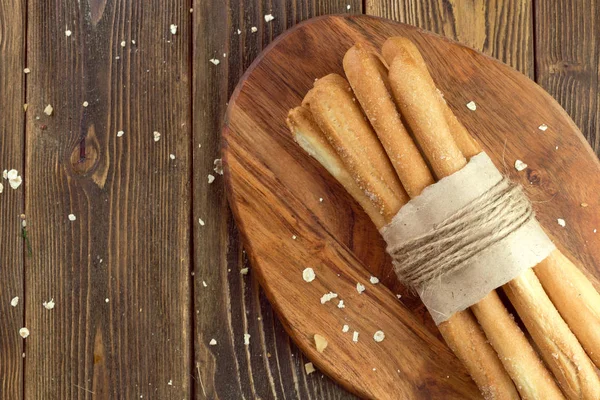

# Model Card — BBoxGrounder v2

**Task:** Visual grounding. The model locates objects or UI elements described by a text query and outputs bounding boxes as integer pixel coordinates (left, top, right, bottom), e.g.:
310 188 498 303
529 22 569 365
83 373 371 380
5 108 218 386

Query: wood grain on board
23 0 191 398
535 0 600 152
0 0 25 398
193 2 362 399
223 14 600 398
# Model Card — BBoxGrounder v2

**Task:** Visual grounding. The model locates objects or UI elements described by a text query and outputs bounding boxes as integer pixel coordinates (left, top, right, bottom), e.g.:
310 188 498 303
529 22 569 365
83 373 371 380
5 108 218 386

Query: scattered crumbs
538 124 548 131
373 330 385 342
581 203 589 208
170 24 178 35
11 297 19 307
23 67 30 74
314 334 328 353
264 14 275 22
202 281 208 287
105 298 110 303
466 101 477 111
170 154 176 160
352 331 359 343
319 197 323 203
209 339 217 346
19 327 30 338
117 130 124 137
337 300 345 309
44 104 53 116
302 267 315 283
237 29 241 35
342 324 349 333
356 282 366 294
304 362 315 375
153 131 161 142
208 174 215 184
120 40 126 47
209 58 220 65
347 4 351 10
68 214 76 221
369 276 379 284
320 292 338 304
251 26 258 33
240 267 249 275
43 299 55 310
7 169 22 189
396 294 402 299
198 218 205 226
244 333 250 345
514 159 527 171
82 101 89 107
167 380 173 386
65 29 72 37
292 235 297 240
557 218 566 228
214 159 223 175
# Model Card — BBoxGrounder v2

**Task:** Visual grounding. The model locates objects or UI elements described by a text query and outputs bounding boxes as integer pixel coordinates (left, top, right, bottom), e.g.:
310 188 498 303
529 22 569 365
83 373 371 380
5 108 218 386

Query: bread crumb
0 182 3 193
209 339 217 345
213 159 223 175
538 124 548 131
466 101 477 111
208 174 215 184
581 203 589 207
302 268 315 282
43 299 55 310
304 362 315 375
356 283 365 294
68 214 76 221
82 101 89 107
167 380 173 386
170 154 176 160
314 334 328 353
117 130 124 137
320 292 338 304
264 14 274 22
11 297 19 307
65 29 72 37
342 324 349 333
251 26 258 33
347 4 351 10
244 333 250 345
120 40 126 47
209 58 220 65
552 353 559 359
319 197 323 202
153 131 161 142
396 294 402 299
557 218 566 228
23 68 30 74
292 235 297 240
352 331 359 342
105 298 109 303
198 218 205 226
170 24 178 35
337 300 345 309
369 276 379 284
514 160 527 171
240 267 249 275
44 104 53 116
202 281 208 287
19 327 29 338
373 330 385 342
7 169 22 189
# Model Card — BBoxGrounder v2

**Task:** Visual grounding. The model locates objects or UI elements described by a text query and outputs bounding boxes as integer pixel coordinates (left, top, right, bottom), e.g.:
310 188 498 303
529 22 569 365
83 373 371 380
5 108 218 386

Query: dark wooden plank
0 0 25 398
193 1 361 398
24 0 191 398
366 0 534 78
534 0 600 153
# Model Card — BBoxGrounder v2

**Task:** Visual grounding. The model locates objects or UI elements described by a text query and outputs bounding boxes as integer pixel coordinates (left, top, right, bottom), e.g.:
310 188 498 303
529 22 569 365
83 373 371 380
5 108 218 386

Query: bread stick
386 38 570 398
387 49 467 178
471 292 564 399
504 268 600 399
382 37 481 159
343 43 434 197
535 250 600 368
303 74 408 221
287 106 387 228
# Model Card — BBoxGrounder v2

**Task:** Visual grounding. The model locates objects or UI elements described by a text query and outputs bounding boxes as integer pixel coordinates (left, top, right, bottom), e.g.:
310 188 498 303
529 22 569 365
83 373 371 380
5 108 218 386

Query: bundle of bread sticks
286 37 600 400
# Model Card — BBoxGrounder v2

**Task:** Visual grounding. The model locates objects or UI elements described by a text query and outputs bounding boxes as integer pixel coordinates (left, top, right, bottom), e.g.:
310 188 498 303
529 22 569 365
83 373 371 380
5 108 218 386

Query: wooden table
1 1 597 398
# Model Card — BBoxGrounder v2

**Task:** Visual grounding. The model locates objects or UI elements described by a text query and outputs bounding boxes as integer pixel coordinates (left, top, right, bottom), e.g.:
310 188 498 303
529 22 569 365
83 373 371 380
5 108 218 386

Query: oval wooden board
222 15 600 399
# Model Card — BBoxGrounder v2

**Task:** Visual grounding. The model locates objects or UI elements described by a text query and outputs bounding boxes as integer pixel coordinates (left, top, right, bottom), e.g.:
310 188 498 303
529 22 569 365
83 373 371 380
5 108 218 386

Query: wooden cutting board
222 15 600 399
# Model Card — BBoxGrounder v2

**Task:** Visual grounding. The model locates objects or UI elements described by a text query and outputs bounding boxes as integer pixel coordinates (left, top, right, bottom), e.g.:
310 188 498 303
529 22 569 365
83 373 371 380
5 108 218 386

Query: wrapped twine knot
387 178 534 290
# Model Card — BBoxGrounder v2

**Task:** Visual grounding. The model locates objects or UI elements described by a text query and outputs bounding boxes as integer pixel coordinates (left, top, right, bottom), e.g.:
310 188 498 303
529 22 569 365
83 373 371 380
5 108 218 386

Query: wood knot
526 169 541 185
70 137 99 175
